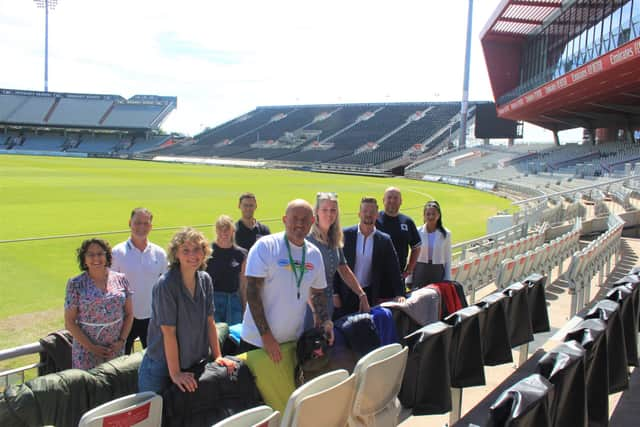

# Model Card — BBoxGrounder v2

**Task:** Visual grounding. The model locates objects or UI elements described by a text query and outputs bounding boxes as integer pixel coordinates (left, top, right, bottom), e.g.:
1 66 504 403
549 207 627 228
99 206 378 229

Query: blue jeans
138 354 170 393
214 291 243 325
303 287 335 331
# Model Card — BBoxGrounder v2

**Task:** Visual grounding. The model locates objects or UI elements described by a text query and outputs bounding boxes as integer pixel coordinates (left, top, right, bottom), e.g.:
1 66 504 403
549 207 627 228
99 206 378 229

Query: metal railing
452 222 528 263
512 174 637 207
0 342 43 389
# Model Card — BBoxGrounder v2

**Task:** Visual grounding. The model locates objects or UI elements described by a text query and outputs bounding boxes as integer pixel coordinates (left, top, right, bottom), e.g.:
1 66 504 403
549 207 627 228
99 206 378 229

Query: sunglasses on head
317 192 338 200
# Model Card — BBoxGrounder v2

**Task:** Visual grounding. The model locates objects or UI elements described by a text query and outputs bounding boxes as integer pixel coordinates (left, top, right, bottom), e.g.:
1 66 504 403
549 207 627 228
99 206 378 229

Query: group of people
63 188 452 394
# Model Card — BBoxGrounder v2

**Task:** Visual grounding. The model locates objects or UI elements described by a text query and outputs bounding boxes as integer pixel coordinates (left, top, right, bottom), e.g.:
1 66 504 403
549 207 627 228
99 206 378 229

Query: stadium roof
482 0 640 131
480 0 562 38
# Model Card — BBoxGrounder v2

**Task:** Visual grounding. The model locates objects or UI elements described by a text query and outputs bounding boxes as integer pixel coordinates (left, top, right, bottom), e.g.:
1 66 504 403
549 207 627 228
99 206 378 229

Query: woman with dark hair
304 192 369 329
138 227 236 393
412 201 452 287
64 238 133 369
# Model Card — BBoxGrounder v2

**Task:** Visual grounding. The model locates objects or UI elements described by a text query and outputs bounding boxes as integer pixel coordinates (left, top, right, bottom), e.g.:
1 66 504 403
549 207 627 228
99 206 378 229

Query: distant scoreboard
474 103 521 139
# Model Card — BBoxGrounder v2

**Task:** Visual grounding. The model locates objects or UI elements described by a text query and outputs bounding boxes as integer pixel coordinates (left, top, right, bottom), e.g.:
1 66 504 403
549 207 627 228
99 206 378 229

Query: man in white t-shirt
112 208 167 354
241 199 333 362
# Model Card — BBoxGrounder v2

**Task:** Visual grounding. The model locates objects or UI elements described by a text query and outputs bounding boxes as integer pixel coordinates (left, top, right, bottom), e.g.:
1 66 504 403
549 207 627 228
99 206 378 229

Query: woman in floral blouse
64 238 133 369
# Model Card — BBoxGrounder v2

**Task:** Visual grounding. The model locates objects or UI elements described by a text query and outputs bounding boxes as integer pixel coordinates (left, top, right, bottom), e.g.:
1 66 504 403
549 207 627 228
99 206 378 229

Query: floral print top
64 270 131 369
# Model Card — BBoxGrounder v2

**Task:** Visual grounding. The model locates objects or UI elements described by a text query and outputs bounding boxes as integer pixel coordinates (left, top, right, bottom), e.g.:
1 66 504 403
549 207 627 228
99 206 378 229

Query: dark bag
162 356 262 427
38 330 73 376
334 313 381 356
294 328 330 387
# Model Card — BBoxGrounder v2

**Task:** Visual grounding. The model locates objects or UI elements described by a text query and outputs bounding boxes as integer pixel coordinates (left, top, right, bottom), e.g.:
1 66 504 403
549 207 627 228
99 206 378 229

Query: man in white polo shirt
112 207 167 354
240 199 333 362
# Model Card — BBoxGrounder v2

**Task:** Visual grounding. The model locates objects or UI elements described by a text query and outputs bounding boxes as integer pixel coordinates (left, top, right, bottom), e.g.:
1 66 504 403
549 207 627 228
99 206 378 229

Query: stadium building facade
482 0 640 143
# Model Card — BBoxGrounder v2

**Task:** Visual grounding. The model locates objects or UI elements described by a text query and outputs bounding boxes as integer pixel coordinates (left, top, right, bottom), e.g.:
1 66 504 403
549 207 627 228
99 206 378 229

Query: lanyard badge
284 235 306 299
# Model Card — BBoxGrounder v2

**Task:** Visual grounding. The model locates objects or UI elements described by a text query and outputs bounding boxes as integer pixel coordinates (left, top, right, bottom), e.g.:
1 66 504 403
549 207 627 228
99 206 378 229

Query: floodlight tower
33 0 58 92
459 0 473 149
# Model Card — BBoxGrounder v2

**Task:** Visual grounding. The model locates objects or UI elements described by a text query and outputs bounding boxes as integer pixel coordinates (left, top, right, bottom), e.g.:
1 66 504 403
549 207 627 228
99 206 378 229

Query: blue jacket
334 225 404 317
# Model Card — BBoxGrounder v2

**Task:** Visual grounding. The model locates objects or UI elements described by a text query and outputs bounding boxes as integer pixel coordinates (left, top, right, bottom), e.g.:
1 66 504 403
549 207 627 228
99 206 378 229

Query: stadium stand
146 102 469 168
155 107 295 158
0 89 177 157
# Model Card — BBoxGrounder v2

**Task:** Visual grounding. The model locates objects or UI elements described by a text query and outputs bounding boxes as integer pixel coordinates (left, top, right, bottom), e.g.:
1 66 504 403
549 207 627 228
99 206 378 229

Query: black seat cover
606 286 638 367
564 319 609 427
488 374 554 427
613 276 640 333
523 273 551 334
537 340 588 427
399 321 453 414
444 305 486 388
502 283 534 347
476 293 513 366
582 300 629 393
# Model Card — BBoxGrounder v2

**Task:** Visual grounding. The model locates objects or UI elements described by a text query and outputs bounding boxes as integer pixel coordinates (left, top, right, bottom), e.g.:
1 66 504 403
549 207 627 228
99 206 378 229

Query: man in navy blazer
334 197 405 319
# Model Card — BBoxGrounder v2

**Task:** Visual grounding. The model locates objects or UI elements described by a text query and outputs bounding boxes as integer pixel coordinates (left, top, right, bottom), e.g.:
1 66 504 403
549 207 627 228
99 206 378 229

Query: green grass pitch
0 154 513 357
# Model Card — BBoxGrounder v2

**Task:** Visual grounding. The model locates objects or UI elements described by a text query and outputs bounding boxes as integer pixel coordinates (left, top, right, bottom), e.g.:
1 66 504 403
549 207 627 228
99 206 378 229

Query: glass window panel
611 6 622 48
621 0 632 29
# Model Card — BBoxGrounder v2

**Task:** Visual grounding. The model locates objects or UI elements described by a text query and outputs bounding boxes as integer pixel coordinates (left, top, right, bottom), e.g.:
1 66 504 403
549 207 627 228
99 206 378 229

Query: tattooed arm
310 287 334 345
246 276 282 362
310 287 329 324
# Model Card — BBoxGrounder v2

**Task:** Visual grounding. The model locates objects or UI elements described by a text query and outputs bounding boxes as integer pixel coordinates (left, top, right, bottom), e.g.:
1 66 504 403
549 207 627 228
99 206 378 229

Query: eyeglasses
86 251 106 258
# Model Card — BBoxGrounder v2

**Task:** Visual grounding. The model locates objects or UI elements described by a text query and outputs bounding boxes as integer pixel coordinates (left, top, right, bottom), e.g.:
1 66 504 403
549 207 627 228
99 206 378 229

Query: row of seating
450 228 547 302
3 133 171 155
609 185 637 211
567 213 625 317
407 141 632 195
401 274 550 424
150 103 465 167
79 343 410 427
495 219 582 290
455 266 640 427
539 201 570 225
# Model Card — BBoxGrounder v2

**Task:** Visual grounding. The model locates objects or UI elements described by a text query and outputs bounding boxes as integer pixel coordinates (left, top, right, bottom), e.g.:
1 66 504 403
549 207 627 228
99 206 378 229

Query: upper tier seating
0 89 175 130
7 96 55 124
102 104 167 128
47 99 113 127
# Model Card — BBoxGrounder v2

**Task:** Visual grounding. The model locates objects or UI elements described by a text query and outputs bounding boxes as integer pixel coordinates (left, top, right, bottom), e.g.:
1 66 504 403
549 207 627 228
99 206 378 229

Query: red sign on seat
102 402 150 427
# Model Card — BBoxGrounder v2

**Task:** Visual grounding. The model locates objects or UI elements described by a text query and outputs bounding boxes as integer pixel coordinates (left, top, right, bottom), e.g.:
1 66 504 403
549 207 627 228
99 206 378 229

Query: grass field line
402 186 435 201
0 207 429 244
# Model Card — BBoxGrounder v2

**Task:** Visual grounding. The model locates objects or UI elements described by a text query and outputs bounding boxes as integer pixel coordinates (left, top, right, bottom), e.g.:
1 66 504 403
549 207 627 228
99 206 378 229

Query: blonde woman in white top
413 201 452 287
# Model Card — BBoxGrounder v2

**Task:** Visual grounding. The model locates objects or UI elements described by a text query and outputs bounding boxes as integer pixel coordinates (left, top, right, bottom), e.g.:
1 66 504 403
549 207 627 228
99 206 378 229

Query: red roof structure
481 0 640 131
481 0 562 38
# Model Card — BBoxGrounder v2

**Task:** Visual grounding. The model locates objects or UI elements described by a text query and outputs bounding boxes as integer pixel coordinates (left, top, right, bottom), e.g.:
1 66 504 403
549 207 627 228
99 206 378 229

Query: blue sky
0 0 579 142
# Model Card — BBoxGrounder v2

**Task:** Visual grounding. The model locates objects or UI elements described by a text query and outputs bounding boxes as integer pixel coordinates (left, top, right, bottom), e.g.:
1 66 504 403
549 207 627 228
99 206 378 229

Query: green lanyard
284 235 306 299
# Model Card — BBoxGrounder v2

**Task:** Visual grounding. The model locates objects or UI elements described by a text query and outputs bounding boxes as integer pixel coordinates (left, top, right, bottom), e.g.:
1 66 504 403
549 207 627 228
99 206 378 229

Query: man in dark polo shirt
376 187 421 279
235 192 271 251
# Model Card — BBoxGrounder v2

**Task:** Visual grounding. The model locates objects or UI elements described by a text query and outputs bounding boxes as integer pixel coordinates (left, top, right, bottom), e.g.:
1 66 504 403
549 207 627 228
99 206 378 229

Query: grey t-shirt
306 234 347 290
145 268 214 370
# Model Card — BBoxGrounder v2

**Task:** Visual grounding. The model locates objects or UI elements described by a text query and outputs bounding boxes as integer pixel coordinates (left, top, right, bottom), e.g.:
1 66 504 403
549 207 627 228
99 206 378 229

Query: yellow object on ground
236 341 297 413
